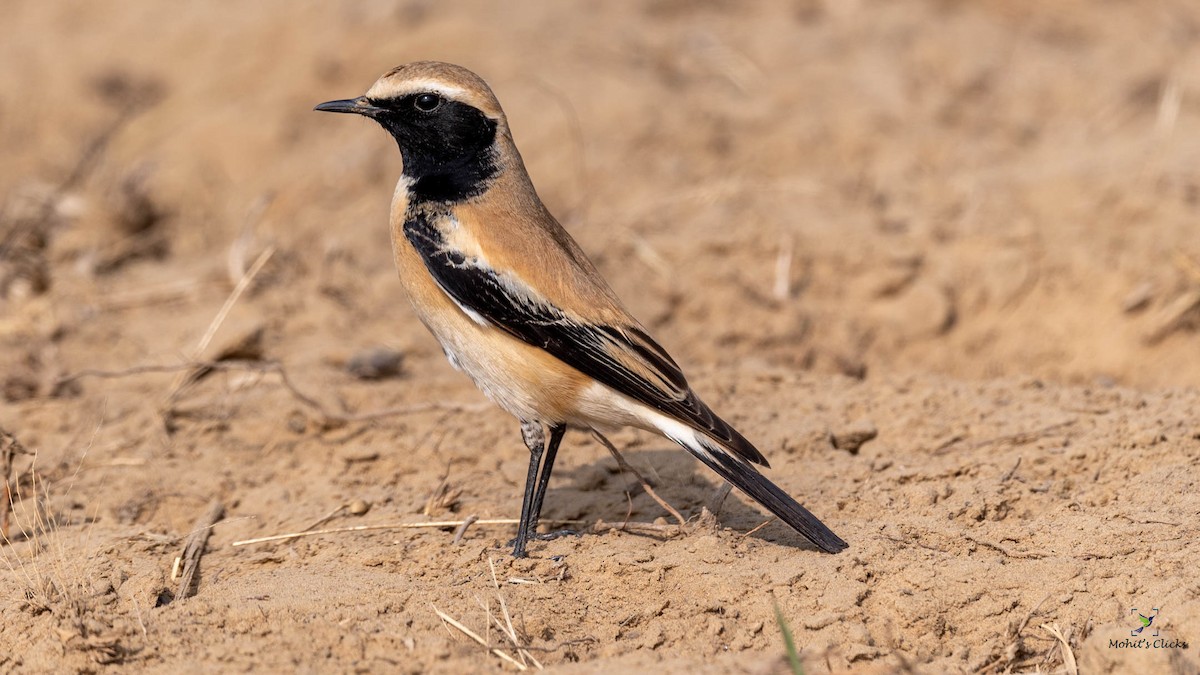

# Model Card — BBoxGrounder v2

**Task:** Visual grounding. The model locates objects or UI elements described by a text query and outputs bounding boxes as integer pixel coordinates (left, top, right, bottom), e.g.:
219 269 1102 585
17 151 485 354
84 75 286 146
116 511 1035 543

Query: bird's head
315 61 509 202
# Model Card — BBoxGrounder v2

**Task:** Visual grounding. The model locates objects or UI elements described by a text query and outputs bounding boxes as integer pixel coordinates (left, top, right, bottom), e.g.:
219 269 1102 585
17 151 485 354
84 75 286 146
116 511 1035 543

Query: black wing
405 213 767 466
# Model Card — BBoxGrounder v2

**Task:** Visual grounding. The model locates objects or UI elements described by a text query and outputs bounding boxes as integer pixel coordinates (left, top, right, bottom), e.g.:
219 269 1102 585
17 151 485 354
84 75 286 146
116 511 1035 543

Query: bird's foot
506 528 579 550
531 528 579 542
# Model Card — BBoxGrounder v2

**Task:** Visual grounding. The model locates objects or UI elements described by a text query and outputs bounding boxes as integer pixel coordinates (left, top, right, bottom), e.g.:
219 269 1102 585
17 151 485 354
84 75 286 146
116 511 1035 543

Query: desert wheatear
316 62 847 557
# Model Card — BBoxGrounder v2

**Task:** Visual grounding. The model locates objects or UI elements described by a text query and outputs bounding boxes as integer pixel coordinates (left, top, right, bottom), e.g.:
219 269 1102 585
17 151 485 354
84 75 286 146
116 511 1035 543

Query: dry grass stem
1040 623 1078 675
773 234 794 301
432 604 527 671
630 235 673 279
166 245 275 400
227 194 274 283
97 279 208 312
1155 74 1182 138
230 518 586 547
424 464 462 517
269 502 355 546
592 520 683 536
740 518 775 539
489 557 544 669
1 463 141 663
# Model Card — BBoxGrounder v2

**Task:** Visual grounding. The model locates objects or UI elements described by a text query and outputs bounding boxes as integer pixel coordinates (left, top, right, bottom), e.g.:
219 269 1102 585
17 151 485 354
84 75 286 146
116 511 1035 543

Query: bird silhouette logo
1131 608 1160 637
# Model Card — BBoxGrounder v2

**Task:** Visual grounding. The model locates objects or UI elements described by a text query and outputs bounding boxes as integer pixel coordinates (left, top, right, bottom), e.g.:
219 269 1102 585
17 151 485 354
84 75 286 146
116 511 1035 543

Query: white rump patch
577 383 722 462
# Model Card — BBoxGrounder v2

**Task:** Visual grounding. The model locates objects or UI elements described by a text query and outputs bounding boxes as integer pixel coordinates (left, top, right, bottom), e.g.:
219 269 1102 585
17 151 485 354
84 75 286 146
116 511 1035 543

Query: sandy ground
2 1 1199 672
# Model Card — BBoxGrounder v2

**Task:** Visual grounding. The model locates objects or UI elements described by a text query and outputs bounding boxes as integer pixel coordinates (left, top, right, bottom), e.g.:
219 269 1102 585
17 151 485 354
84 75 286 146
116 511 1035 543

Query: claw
507 529 579 553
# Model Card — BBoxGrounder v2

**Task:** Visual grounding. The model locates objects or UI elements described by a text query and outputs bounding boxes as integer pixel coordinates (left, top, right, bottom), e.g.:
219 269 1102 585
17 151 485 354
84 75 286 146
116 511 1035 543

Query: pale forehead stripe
366 78 469 101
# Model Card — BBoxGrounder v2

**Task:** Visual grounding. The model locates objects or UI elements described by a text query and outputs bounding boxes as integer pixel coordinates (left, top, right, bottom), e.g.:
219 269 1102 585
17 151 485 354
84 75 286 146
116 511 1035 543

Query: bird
1134 613 1155 635
315 61 848 558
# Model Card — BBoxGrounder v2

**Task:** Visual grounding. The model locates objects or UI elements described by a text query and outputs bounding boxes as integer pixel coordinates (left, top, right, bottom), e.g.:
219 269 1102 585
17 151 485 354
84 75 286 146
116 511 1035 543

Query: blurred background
2 0 1198 399
2 3 1199 672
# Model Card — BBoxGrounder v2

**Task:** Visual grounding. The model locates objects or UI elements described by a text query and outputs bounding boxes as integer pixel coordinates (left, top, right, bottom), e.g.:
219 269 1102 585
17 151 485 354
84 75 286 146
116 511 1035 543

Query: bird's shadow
543 443 829 554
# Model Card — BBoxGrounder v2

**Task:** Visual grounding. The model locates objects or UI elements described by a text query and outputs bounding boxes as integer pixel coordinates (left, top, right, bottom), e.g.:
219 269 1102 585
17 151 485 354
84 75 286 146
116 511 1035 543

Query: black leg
511 421 545 559
526 424 566 536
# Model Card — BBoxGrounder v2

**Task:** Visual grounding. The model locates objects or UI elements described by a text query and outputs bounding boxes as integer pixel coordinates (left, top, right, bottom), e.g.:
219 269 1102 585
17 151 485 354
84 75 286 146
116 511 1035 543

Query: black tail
691 437 848 553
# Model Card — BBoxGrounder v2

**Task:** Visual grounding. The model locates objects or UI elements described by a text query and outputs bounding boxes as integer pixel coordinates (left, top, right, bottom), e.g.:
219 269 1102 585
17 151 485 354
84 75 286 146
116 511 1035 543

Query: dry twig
173 500 225 601
880 532 950 554
452 515 479 544
1000 456 1022 482
56 359 488 425
591 432 687 527
966 535 1044 560
937 420 1076 456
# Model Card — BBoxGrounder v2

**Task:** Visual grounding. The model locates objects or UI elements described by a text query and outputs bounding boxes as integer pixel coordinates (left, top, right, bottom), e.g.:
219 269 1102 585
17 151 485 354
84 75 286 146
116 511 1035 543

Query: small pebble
286 411 307 434
345 347 404 380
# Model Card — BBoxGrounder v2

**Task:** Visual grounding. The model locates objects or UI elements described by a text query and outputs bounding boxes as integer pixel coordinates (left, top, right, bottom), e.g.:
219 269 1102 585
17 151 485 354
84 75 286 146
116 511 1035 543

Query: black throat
369 95 500 204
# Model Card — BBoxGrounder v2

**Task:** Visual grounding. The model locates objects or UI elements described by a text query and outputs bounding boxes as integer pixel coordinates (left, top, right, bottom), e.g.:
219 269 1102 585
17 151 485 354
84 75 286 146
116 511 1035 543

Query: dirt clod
831 419 879 454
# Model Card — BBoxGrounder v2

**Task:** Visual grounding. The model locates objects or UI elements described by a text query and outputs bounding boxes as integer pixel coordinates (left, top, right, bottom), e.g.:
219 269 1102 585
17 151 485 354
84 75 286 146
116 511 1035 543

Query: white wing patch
448 294 490 327
434 215 562 326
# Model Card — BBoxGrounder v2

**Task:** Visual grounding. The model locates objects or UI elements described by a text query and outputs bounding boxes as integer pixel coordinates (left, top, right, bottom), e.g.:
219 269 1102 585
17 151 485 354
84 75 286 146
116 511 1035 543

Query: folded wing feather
403 212 768 466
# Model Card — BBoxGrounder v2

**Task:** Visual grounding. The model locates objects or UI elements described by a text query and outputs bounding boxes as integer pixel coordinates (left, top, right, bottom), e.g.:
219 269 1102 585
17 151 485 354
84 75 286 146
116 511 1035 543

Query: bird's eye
414 93 442 112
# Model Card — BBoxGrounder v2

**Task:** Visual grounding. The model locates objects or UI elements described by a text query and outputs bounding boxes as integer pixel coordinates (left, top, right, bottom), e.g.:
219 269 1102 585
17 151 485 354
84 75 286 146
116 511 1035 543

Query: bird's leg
525 424 575 543
510 423 578 557
510 421 545 558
